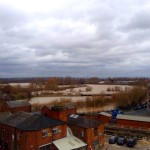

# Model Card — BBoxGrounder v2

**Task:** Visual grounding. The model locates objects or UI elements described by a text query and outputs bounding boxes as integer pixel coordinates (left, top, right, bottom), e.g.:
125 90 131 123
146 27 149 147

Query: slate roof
1 112 66 131
0 112 12 122
68 115 102 128
6 100 31 108
17 114 66 130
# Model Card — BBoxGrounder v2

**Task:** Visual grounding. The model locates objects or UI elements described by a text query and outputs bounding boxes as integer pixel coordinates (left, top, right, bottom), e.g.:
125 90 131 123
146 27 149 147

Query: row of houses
0 99 105 150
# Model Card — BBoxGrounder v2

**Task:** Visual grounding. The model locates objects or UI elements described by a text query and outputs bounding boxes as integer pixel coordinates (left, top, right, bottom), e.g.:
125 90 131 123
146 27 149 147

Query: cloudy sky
0 0 150 77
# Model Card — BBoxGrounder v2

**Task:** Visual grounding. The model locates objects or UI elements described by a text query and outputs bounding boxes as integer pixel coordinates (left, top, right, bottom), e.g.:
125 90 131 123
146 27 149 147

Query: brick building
41 105 105 150
0 99 31 113
41 104 76 122
98 112 112 124
68 115 104 150
116 114 150 128
0 111 67 150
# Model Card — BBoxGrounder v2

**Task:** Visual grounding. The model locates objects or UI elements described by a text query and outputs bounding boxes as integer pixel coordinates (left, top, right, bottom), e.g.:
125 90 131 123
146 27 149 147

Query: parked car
117 137 126 145
109 136 118 144
127 137 137 147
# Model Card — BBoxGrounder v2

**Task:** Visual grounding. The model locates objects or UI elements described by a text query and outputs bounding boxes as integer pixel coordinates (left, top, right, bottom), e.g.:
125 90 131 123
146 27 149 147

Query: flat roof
6 100 30 108
53 136 87 150
99 112 111 117
117 114 150 122
125 108 150 117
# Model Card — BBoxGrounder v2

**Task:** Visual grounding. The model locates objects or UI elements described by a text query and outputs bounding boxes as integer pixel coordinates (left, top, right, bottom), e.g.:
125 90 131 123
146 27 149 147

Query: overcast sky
0 0 150 78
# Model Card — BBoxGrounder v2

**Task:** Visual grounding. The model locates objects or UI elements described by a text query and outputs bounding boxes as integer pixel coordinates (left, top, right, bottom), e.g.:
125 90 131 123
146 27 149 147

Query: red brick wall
0 123 15 150
16 129 52 150
68 124 104 150
0 101 31 113
66 108 76 116
52 124 67 141
0 123 67 150
116 119 150 128
41 107 67 122
98 114 111 124
10 106 31 113
0 101 9 112
41 106 76 122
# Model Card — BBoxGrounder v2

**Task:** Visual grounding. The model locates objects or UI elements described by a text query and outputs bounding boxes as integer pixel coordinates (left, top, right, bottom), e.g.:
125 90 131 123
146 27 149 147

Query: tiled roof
68 115 102 128
1 112 66 131
6 100 31 108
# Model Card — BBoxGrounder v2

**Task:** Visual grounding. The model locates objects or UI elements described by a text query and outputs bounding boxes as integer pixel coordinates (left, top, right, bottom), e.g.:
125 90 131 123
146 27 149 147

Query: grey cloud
0 0 150 77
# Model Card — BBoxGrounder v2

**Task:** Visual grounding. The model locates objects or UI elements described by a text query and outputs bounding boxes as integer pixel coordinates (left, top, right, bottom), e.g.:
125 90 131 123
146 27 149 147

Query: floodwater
30 96 92 104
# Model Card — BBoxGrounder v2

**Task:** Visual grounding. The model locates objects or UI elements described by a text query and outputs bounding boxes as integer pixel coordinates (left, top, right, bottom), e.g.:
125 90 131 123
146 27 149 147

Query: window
52 128 58 134
81 131 84 138
42 130 48 137
52 128 61 134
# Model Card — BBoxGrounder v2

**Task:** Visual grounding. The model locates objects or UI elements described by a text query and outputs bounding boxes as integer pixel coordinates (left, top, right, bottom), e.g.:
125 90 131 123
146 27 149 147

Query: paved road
101 136 150 150
101 144 150 150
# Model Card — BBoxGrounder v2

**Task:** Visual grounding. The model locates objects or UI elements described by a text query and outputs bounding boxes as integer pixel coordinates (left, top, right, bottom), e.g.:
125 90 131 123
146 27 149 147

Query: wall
116 119 150 128
98 114 111 124
68 124 104 150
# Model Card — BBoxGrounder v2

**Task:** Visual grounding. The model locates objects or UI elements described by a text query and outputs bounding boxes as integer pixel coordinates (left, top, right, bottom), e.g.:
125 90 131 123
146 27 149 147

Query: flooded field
30 96 92 104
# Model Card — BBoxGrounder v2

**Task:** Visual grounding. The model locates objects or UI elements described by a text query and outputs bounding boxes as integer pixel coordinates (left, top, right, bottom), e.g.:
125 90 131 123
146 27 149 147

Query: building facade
0 112 67 150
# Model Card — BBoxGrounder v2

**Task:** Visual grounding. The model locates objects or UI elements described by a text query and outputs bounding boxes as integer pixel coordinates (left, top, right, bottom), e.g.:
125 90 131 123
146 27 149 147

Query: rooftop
99 112 112 117
125 108 150 117
6 100 31 108
1 111 66 131
0 112 12 122
68 114 102 128
116 114 150 122
53 136 87 150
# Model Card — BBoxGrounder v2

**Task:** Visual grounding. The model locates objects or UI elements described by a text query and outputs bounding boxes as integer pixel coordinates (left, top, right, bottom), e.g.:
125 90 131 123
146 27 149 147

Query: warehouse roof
6 100 30 108
68 114 102 128
117 114 150 122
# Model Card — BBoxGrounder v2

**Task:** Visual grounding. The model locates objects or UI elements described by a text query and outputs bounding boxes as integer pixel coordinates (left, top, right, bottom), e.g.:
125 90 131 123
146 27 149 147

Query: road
101 136 150 150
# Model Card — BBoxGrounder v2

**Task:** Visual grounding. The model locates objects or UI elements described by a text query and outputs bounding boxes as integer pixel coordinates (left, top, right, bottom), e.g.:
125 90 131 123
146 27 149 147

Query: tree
46 77 58 90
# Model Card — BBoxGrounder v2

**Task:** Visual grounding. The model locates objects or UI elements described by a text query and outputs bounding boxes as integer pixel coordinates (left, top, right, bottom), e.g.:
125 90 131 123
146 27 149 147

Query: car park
109 136 118 144
127 137 137 147
117 136 126 145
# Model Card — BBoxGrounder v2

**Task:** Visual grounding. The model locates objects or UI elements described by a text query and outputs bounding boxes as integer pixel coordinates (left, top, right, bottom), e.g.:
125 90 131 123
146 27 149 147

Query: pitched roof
6 100 31 108
68 115 102 128
0 112 12 122
1 112 66 131
17 114 66 130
